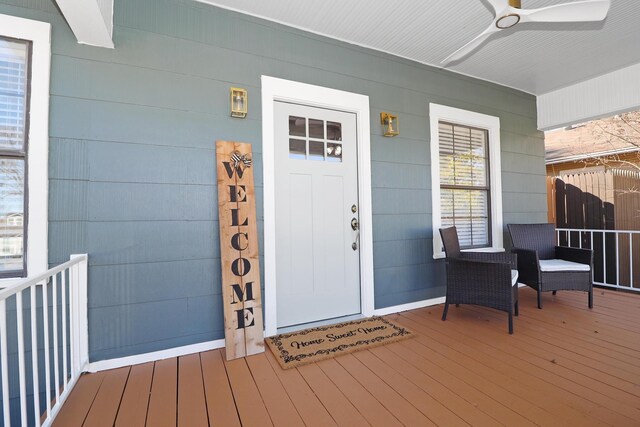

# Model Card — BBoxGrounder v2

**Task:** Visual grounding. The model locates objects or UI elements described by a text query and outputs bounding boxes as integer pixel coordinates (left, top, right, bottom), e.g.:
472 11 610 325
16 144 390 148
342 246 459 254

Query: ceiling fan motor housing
498 0 523 29
496 14 521 28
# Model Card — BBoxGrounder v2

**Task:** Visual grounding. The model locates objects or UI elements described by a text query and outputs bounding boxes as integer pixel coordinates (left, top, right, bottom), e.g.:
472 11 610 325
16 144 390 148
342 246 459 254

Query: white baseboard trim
373 296 446 317
87 296 450 373
87 338 226 373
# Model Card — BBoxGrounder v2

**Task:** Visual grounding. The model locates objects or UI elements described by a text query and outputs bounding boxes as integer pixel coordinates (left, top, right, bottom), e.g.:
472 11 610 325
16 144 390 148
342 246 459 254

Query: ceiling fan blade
520 0 610 23
441 25 500 65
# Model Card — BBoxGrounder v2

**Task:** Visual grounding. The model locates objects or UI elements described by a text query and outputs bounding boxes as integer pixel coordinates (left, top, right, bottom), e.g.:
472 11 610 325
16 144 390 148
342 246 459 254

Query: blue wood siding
0 0 546 362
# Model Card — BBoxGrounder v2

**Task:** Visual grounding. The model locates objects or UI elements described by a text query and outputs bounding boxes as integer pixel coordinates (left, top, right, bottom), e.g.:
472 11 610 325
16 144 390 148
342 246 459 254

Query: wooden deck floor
53 287 640 426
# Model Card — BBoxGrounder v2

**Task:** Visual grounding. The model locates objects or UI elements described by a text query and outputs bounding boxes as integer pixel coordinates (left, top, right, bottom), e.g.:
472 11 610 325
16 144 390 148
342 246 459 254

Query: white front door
274 101 361 328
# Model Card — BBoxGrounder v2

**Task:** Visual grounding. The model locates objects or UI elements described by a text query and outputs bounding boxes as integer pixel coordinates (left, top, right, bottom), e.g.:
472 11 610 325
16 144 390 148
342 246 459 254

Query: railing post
70 254 89 374
631 233 634 289
0 300 10 427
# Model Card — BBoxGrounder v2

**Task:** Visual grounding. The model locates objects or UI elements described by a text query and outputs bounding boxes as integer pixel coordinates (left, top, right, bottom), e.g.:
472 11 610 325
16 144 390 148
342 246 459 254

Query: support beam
54 0 114 48
537 62 640 130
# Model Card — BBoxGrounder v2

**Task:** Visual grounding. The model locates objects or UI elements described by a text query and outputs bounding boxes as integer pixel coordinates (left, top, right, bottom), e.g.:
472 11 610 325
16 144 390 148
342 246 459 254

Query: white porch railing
557 229 639 292
0 254 88 427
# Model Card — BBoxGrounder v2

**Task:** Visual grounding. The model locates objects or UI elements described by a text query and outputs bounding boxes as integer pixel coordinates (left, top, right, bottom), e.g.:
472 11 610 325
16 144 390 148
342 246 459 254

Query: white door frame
261 76 374 337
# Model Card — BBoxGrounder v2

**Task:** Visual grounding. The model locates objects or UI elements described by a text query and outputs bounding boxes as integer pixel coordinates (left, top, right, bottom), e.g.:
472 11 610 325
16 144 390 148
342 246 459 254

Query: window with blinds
0 37 30 277
438 121 490 248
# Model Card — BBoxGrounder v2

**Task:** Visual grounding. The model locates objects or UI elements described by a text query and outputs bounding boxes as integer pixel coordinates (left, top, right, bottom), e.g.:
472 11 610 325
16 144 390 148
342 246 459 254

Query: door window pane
289 116 306 137
0 158 24 273
308 118 324 139
309 141 324 161
289 139 306 159
327 121 342 141
326 143 342 162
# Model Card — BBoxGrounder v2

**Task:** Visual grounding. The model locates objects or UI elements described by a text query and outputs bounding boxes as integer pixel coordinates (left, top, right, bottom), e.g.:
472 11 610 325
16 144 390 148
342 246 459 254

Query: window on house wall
438 122 490 248
0 14 50 284
430 103 503 259
0 37 29 278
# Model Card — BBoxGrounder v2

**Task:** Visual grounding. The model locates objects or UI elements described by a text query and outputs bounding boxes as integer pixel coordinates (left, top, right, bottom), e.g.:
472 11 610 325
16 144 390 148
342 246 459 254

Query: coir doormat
267 316 413 369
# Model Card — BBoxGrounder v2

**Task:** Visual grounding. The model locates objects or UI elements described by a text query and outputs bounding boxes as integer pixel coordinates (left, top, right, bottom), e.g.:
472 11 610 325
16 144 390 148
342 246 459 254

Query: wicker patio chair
439 226 519 334
508 223 593 309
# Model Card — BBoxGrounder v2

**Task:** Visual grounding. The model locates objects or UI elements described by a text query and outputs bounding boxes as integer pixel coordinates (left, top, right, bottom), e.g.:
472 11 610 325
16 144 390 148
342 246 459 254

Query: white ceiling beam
537 61 640 131
54 0 114 48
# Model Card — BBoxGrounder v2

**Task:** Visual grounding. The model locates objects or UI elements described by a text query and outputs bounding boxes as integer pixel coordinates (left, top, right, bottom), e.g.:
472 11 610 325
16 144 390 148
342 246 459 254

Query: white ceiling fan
441 0 611 65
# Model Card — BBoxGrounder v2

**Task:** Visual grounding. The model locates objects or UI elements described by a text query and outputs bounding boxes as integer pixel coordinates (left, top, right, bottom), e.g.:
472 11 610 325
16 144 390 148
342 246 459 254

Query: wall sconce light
230 87 248 118
380 112 399 137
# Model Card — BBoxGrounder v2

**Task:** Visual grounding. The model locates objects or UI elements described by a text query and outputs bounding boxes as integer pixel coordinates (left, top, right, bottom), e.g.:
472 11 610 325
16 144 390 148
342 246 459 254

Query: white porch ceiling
196 0 640 96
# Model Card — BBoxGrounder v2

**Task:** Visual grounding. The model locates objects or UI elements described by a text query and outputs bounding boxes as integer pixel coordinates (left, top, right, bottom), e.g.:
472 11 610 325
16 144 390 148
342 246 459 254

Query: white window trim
0 14 51 285
430 103 503 259
261 76 374 337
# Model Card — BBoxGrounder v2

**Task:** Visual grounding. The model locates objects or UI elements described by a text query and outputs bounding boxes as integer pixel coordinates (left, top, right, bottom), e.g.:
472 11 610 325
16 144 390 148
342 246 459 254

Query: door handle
351 217 360 250
352 230 360 251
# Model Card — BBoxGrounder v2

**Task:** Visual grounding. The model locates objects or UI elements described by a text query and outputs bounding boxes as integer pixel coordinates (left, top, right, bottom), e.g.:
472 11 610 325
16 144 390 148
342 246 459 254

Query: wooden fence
547 169 640 286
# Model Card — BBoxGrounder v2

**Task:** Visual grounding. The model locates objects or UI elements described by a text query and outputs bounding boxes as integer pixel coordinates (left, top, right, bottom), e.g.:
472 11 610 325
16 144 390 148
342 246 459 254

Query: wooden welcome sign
216 140 265 360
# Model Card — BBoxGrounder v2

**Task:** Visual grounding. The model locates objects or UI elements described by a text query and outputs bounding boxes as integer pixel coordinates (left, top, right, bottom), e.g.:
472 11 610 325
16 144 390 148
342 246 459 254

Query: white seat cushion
539 259 590 272
511 269 518 285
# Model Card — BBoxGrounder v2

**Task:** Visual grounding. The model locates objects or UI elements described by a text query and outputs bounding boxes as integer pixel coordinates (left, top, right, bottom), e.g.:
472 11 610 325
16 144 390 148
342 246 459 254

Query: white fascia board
537 61 640 131
54 0 114 48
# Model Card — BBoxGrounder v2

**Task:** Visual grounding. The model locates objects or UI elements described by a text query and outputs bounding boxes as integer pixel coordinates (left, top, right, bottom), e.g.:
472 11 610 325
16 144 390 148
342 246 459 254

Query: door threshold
277 313 364 334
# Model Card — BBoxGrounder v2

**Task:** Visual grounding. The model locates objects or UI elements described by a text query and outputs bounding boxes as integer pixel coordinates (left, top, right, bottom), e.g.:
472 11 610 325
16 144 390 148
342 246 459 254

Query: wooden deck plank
83 367 130 427
351 349 468 427
537 294 640 331
567 289 640 311
402 308 637 425
529 300 640 350
549 296 640 331
561 292 640 320
392 329 568 427
454 304 640 417
516 298 640 360
394 313 587 427
369 344 502 427
334 353 436 426
511 308 640 370
520 290 640 343
200 349 241 427
245 353 305 427
396 338 538 426
264 348 338 427
223 352 274 427
178 354 209 427
464 304 640 391
50 287 640 427
146 358 177 427
297 363 369 427
114 362 153 427
415 307 631 424
394 311 604 426
52 371 105 427
317 357 403 427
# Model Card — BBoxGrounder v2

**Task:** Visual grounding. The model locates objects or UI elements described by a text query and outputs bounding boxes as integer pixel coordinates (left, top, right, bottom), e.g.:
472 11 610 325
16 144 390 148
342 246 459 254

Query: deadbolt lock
351 204 357 213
